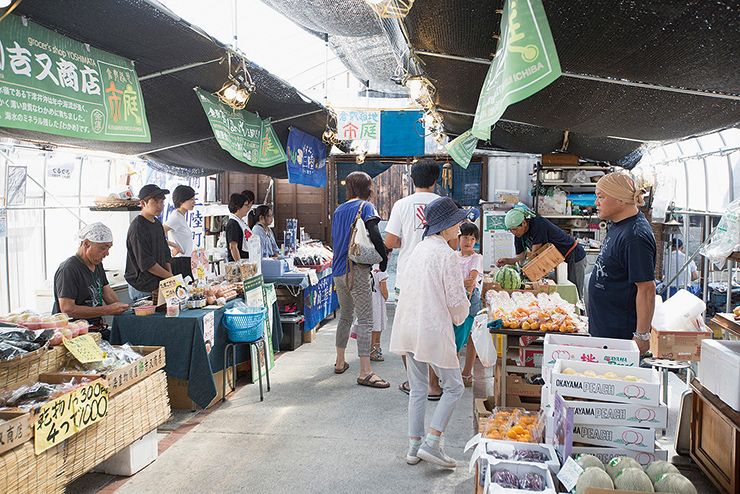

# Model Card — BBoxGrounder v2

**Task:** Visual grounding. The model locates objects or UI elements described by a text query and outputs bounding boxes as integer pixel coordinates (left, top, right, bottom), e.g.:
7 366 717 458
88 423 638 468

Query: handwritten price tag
63 334 105 363
308 270 319 286
34 380 109 454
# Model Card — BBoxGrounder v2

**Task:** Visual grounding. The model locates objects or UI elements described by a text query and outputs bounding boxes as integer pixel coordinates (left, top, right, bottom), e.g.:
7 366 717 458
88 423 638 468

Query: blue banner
286 127 327 188
380 110 424 156
304 274 338 332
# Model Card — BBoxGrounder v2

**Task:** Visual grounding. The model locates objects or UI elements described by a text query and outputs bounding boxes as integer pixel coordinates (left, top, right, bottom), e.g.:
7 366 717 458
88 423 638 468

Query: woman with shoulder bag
331 171 389 388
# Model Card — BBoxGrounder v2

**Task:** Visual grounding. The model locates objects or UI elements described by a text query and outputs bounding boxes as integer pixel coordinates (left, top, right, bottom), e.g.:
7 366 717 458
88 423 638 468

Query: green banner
472 0 561 140
445 129 478 169
195 88 286 167
0 14 150 142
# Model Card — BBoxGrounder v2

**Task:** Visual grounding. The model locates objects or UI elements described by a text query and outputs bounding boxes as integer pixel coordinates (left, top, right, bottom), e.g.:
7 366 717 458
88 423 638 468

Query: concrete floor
66 306 720 494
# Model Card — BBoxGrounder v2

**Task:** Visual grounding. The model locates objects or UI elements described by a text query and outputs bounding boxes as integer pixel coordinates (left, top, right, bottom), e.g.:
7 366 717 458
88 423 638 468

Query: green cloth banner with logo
445 129 478 169
195 88 286 168
0 14 150 142
472 0 561 140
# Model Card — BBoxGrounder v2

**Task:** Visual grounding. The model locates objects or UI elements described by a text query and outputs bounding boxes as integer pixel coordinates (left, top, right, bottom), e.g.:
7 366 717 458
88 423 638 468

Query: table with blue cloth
263 267 338 332
111 299 260 409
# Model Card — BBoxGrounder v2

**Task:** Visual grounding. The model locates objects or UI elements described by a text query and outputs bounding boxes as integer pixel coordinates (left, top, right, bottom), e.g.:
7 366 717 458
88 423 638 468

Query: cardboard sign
203 312 214 354
34 380 109 454
191 249 208 280
158 274 185 305
308 270 319 286
63 334 105 363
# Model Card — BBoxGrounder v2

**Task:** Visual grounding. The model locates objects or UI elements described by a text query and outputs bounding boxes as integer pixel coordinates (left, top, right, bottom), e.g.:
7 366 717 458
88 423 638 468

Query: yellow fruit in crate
637 379 647 383
604 372 618 379
624 375 638 382
559 325 569 333
530 321 540 330
596 375 605 379
562 368 577 375
540 323 551 331
583 370 597 377
734 306 740 316
521 321 531 330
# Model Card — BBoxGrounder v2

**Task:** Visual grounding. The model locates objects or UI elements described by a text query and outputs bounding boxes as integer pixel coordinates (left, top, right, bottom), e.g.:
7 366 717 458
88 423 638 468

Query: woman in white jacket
389 197 471 469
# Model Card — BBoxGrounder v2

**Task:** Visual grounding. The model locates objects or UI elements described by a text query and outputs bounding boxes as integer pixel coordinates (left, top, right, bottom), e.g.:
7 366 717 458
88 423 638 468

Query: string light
215 52 255 111
364 0 415 18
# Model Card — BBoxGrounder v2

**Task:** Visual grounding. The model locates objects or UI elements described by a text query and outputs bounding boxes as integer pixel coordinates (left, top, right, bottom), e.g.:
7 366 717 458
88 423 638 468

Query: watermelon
645 461 679 485
576 467 614 494
606 456 642 480
654 473 697 494
575 454 605 471
494 266 521 290
614 468 654 492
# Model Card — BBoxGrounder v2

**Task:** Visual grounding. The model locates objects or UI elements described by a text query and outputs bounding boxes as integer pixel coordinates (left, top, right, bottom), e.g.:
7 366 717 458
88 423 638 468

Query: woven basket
223 306 267 342
94 196 139 208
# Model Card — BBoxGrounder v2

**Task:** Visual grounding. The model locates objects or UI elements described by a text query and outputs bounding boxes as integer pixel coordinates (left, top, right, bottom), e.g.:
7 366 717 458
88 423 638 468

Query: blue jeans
128 285 152 303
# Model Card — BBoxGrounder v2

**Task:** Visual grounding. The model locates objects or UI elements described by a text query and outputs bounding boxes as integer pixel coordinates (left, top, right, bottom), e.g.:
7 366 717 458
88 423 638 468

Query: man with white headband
589 172 656 354
52 222 130 335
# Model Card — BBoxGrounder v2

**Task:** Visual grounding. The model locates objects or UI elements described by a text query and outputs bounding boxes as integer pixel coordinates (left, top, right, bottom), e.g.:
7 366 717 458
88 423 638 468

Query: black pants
171 257 193 280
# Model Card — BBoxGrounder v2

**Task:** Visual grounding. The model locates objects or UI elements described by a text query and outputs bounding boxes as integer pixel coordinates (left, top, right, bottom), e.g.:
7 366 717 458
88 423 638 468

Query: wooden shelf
90 206 141 212
539 181 598 187
540 165 611 171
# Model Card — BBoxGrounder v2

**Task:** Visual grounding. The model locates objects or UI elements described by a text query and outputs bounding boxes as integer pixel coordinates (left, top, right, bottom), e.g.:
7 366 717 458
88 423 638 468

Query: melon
494 266 521 290
645 461 679 485
575 454 605 471
576 467 614 494
606 456 642 480
614 468 654 492
654 473 697 494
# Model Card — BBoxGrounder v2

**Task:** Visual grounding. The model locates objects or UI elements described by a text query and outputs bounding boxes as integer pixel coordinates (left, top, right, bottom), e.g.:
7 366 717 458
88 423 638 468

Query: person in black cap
125 184 173 302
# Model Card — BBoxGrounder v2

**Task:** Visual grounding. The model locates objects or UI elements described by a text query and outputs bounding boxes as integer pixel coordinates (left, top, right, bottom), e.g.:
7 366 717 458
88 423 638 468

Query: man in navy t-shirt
588 173 656 354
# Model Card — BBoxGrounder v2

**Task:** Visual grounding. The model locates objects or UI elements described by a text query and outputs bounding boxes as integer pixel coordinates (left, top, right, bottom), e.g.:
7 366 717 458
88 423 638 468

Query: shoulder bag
347 201 383 266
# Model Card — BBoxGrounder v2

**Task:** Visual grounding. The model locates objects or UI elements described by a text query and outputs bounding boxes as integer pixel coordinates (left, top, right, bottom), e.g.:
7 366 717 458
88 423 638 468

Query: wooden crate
691 378 740 494
521 243 564 282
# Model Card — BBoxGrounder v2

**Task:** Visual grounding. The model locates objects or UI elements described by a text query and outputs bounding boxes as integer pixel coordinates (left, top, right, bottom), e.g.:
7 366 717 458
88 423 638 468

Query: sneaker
417 443 457 468
406 443 421 465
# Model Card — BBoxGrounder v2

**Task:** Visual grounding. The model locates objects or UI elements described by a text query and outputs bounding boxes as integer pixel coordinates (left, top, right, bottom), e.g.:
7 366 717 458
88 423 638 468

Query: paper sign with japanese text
336 109 381 141
0 14 150 142
158 274 185 305
63 334 105 363
308 270 319 286
203 311 214 354
191 249 208 280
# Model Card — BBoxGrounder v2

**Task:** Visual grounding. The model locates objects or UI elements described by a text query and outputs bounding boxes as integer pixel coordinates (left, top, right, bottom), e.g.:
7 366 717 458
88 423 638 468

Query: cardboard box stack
699 339 740 411
651 290 712 361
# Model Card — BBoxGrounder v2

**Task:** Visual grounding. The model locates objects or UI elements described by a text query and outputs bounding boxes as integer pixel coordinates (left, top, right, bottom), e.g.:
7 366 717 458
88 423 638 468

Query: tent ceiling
259 0 740 167
1 0 331 178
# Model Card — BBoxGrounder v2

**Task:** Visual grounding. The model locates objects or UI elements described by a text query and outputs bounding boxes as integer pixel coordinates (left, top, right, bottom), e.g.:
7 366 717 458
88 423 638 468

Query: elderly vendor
53 223 130 333
496 206 587 298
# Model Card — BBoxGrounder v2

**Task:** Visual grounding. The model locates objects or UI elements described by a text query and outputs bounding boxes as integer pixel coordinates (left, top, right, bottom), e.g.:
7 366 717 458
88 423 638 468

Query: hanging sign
286 127 327 188
336 109 380 141
47 161 75 180
195 88 287 167
472 0 561 140
445 129 478 169
0 14 150 142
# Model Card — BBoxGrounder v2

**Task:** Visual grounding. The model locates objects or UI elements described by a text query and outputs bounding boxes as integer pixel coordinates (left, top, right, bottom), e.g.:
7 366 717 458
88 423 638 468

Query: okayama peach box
571 423 657 452
543 334 639 367
563 399 668 429
551 360 661 407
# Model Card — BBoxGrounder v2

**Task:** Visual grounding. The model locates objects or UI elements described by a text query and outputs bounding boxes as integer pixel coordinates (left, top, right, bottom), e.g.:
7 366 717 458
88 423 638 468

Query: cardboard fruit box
650 322 712 361
570 444 668 468
543 334 639 368
40 345 165 396
0 410 32 454
550 360 661 407
571 423 657 452
521 244 564 282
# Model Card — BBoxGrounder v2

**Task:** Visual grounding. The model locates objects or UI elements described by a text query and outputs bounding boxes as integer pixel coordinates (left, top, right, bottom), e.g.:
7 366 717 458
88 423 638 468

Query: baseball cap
138 184 170 200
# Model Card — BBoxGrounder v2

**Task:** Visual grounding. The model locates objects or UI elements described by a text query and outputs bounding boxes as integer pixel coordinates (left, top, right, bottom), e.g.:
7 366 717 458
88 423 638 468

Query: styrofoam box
476 439 560 474
482 459 556 494
93 429 158 476
699 339 740 411
571 444 668 468
571 423 656 452
543 334 639 368
550 359 661 406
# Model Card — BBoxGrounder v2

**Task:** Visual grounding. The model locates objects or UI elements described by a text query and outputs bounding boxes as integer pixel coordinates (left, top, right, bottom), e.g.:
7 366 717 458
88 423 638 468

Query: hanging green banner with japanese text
0 14 150 142
195 88 286 168
471 0 561 140
445 129 478 169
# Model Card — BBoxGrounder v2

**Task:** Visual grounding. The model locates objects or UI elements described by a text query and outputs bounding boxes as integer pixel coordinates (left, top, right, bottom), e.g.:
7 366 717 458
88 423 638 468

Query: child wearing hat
389 197 471 469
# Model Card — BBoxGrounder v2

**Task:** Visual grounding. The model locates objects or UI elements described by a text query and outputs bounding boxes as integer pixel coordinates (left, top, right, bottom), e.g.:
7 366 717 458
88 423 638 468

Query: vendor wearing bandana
589 172 656 354
53 222 130 331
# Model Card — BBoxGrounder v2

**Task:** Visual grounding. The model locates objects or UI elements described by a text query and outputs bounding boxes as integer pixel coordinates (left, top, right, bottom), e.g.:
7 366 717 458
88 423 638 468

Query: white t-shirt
165 210 193 258
663 250 697 288
384 191 439 289
371 268 389 333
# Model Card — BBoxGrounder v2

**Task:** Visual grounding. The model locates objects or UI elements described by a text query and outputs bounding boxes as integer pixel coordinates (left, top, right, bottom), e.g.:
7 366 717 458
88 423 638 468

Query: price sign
63 334 105 363
47 163 74 179
34 380 109 454
158 274 185 305
308 270 319 286
73 380 109 432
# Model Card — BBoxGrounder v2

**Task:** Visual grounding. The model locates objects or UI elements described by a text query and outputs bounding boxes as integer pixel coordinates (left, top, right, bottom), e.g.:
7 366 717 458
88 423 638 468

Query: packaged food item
483 408 544 443
134 305 155 316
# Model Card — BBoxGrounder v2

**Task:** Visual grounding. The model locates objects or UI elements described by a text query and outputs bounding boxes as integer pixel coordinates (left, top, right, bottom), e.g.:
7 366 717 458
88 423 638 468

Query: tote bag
347 202 382 265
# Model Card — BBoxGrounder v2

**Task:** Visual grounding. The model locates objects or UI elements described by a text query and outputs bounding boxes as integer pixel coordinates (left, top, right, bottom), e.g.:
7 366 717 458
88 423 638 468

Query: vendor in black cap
125 184 174 302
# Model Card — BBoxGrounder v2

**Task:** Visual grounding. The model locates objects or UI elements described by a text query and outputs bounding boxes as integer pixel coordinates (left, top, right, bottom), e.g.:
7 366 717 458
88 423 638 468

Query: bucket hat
422 197 471 239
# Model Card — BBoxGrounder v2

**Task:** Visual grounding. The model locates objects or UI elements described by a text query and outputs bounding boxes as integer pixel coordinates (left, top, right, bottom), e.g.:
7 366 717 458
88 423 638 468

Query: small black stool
223 334 271 402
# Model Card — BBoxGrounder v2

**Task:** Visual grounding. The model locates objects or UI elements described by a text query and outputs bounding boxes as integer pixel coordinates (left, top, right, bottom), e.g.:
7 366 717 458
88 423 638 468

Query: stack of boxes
699 339 740 411
541 334 668 467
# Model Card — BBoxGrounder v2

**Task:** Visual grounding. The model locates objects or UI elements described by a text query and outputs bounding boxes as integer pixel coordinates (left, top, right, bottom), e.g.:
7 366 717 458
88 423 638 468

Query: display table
711 313 740 338
265 267 338 332
111 300 251 409
554 280 579 305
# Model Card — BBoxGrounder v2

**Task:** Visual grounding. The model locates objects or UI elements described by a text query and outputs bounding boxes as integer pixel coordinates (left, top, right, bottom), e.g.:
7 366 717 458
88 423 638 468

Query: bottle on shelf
565 200 572 215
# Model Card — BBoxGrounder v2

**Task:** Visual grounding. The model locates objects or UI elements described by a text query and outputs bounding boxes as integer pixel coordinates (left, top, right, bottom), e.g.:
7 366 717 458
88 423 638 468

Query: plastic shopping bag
471 311 496 368
701 198 740 268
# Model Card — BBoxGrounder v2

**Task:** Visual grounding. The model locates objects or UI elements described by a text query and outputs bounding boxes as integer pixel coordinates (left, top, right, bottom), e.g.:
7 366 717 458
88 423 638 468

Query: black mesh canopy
1 0 331 178
259 0 740 167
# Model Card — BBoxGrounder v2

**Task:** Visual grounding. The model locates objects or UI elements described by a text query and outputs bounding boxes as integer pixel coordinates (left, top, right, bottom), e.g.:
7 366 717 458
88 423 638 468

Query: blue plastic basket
222 306 268 342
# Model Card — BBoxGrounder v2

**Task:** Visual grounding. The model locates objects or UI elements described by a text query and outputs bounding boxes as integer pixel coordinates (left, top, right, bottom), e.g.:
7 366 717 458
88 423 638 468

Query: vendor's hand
495 258 508 268
633 336 650 355
107 302 130 315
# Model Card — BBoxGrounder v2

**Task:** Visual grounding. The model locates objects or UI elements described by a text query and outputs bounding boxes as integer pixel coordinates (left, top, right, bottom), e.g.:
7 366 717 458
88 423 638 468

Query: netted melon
654 473 698 494
645 460 679 485
614 467 654 492
575 466 614 494
575 454 605 471
606 456 642 480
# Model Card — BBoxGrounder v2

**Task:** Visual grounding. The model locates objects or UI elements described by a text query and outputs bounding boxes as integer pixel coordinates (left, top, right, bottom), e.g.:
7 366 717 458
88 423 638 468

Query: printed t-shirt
588 212 656 339
514 215 586 262
52 256 109 327
331 199 379 277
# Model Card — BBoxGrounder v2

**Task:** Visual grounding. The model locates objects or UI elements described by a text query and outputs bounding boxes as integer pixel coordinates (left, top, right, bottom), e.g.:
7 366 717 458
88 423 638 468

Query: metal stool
643 357 693 436
223 335 271 402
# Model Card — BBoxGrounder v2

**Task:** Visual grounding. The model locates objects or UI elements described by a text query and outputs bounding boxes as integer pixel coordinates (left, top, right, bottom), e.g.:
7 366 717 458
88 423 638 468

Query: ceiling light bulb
0 0 11 7
235 89 249 104
356 154 366 164
406 78 424 100
223 84 238 101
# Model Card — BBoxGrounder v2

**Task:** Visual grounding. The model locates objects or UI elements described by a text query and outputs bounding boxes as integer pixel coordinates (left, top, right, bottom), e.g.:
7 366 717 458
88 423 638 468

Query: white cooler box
699 339 740 411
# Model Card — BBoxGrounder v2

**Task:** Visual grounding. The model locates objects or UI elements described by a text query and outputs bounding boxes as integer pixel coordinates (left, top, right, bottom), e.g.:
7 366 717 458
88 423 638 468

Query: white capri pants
406 352 464 438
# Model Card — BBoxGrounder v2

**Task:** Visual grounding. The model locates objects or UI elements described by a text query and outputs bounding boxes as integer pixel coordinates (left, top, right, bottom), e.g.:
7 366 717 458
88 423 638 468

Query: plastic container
654 289 706 331
133 305 156 316
223 306 267 342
